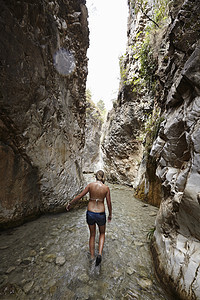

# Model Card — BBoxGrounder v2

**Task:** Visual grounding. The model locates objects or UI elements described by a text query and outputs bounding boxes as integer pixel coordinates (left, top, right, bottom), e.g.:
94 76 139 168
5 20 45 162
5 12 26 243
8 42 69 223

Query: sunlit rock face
102 103 144 186
102 3 150 186
82 102 103 173
0 0 89 228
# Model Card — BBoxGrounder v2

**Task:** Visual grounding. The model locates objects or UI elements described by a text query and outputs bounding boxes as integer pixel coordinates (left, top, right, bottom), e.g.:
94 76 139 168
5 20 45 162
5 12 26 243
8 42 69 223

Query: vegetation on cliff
86 89 106 122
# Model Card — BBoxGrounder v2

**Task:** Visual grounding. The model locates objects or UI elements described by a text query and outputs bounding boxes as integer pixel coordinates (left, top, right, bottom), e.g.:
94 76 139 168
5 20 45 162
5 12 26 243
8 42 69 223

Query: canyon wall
0 0 89 229
103 0 200 298
82 100 103 173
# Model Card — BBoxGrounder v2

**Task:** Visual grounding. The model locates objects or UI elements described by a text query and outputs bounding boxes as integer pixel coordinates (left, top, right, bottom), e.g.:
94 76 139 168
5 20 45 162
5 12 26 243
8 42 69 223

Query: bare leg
98 224 106 256
88 224 96 258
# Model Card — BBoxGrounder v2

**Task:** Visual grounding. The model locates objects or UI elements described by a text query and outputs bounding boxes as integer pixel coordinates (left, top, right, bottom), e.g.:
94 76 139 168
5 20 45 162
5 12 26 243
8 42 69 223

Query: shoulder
87 182 95 190
105 185 110 192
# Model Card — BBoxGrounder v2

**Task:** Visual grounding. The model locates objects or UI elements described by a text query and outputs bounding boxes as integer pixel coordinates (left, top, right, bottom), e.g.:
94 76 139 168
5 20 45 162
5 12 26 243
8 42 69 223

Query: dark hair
96 170 105 183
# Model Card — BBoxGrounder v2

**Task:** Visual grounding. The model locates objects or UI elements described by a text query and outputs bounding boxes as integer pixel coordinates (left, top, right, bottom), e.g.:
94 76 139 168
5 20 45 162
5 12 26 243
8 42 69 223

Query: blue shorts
86 211 106 226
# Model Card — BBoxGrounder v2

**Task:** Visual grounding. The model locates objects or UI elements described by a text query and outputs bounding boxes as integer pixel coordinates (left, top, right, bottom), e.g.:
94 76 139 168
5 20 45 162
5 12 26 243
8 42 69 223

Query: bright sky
86 0 128 111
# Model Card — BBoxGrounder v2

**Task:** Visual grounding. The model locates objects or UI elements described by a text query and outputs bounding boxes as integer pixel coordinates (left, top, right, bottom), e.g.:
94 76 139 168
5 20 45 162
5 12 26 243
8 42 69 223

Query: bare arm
106 187 112 222
66 184 90 211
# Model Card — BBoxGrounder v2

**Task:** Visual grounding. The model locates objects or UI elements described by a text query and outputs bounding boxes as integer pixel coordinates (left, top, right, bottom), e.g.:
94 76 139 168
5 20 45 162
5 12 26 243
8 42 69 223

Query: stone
43 254 56 263
6 266 16 274
22 258 32 265
55 256 66 266
29 250 37 257
23 281 34 294
126 267 135 275
78 273 89 283
137 278 153 289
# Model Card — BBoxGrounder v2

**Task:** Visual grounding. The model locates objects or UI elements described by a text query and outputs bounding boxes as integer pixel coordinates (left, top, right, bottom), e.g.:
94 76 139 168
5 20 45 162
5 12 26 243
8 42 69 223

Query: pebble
23 281 34 294
124 289 138 299
22 257 32 265
134 241 144 246
0 245 9 250
149 212 157 216
55 256 66 266
137 278 153 289
29 250 37 257
6 266 16 274
127 267 135 275
43 254 56 262
78 273 89 283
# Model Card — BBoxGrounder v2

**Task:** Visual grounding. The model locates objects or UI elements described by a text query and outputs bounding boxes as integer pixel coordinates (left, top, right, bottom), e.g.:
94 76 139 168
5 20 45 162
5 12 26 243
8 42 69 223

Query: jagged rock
82 101 103 173
102 103 144 186
103 0 200 298
0 0 89 229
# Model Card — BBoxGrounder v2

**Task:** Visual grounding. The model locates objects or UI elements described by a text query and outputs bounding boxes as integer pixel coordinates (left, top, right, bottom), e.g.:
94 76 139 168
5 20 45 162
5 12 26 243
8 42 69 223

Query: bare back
87 181 109 213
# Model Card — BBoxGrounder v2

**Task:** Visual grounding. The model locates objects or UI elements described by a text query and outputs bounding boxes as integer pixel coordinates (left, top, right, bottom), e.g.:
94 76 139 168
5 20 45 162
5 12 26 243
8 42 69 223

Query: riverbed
0 182 173 299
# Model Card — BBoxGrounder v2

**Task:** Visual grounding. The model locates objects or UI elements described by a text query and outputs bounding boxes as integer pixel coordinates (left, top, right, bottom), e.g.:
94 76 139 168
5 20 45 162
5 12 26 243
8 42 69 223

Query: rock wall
103 0 200 298
0 0 89 229
102 102 144 186
149 1 200 298
82 101 103 173
101 1 153 186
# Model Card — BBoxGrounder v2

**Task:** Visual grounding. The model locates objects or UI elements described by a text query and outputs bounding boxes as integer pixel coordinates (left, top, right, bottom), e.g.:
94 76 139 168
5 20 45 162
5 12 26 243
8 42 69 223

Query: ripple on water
0 184 173 300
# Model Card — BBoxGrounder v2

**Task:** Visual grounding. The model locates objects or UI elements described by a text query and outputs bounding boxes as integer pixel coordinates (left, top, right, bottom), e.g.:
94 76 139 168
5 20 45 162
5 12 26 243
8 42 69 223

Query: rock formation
103 0 200 298
0 0 89 228
82 100 103 173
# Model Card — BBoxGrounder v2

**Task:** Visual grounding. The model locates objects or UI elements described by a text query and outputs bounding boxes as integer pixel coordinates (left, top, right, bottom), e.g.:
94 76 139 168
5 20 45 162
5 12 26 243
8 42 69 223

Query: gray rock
55 256 66 266
0 0 89 229
23 281 34 294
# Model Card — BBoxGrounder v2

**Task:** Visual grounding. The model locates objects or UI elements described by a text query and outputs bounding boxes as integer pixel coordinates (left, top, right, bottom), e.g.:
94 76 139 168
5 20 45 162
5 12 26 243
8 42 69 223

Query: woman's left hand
66 203 71 211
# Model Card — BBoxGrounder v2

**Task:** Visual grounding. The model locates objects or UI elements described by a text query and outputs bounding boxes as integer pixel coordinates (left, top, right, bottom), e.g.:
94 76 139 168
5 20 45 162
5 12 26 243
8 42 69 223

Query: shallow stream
0 181 172 299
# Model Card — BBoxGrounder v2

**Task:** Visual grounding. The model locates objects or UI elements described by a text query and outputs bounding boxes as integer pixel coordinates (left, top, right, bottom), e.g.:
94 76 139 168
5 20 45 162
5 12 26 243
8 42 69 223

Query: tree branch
139 4 160 28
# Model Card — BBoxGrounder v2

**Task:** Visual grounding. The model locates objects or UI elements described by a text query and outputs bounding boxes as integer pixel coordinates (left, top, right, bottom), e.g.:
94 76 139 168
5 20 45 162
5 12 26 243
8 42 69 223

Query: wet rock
0 275 8 284
127 267 135 275
149 212 157 217
62 288 76 299
134 241 144 247
29 250 37 257
43 254 56 263
78 273 89 283
55 256 66 266
138 278 153 289
22 258 32 265
124 290 138 299
16 258 22 266
0 245 9 250
23 281 34 294
6 266 16 274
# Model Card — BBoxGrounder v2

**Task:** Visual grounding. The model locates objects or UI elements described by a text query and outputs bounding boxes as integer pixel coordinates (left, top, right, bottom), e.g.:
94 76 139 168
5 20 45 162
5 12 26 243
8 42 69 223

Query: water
0 182 172 300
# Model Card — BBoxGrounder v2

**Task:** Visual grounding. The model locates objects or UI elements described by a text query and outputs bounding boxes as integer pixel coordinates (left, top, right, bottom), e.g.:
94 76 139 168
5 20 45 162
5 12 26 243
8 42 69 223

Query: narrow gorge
0 0 200 299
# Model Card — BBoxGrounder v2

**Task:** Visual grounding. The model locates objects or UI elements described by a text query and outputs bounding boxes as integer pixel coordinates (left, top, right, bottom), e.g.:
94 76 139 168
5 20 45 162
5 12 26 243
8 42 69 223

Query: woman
66 170 112 266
